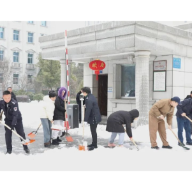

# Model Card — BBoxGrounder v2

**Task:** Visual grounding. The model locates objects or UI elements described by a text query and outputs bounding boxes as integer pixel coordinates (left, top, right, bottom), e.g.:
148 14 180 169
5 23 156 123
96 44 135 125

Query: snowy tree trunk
135 51 151 126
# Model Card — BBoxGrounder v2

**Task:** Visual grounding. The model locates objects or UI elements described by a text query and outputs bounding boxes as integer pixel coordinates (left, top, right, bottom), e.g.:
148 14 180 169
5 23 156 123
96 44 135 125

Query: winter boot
23 145 30 154
6 150 12 154
44 141 51 148
52 139 59 145
88 143 94 147
61 131 66 137
162 145 172 149
186 142 192 145
108 143 116 147
151 146 159 150
88 145 98 151
57 137 62 143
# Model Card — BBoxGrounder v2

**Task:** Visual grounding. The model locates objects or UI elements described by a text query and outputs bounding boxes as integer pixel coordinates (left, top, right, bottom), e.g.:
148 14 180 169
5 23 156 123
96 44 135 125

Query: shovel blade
22 139 35 145
28 132 36 139
66 136 73 142
79 145 85 151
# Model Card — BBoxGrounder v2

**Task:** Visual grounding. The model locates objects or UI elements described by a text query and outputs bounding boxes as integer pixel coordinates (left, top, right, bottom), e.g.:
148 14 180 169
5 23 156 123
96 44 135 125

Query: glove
10 125 15 130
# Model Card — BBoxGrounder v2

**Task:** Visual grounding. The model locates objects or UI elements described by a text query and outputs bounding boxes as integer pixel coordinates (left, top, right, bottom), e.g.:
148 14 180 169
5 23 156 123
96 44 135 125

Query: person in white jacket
40 91 56 147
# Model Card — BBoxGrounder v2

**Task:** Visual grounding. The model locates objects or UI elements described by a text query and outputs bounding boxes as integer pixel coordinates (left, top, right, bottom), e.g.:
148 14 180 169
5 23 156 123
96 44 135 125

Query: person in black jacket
0 91 29 154
53 87 67 144
106 110 139 147
82 87 101 150
176 98 192 146
185 91 192 100
76 89 85 123
7 87 17 101
184 92 192 134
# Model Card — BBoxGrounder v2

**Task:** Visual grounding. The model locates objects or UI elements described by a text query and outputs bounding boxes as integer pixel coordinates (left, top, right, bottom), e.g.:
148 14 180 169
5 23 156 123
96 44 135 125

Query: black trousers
90 124 98 146
4 118 27 151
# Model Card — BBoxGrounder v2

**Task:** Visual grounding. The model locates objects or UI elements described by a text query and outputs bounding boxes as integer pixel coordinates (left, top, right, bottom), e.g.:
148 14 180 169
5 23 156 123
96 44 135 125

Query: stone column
135 51 151 126
60 59 67 88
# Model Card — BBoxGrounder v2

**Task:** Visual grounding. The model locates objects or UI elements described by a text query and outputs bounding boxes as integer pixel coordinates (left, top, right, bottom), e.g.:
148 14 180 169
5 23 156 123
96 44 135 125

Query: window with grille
0 73 3 83
28 53 33 64
0 50 4 61
28 21 33 24
28 75 32 83
13 30 19 41
0 27 4 39
13 52 19 62
41 21 46 26
28 32 33 43
13 74 19 84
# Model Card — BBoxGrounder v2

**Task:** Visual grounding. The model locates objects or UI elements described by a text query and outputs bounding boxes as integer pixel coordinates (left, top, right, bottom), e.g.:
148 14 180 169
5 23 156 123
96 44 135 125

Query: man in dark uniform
0 91 30 154
7 87 17 101
76 89 85 123
82 87 101 151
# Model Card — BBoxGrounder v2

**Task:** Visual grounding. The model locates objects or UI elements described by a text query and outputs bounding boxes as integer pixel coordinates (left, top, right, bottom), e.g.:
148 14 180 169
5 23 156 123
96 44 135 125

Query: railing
12 62 21 68
26 64 35 70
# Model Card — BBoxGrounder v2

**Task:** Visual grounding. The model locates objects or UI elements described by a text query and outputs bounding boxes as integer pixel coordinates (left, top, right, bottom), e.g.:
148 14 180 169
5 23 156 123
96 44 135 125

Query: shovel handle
163 119 183 145
185 116 192 123
35 123 42 133
0 121 26 142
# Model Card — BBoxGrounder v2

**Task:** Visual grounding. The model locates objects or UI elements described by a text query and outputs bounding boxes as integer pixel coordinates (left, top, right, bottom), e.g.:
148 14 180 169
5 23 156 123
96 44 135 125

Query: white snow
0 101 192 171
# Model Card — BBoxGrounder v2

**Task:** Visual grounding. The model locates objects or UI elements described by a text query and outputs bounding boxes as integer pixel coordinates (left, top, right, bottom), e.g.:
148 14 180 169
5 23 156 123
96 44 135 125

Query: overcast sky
51 20 85 34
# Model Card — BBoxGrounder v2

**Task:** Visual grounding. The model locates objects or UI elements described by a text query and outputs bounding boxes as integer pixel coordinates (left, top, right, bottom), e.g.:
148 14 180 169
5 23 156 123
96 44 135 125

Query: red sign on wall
89 60 106 80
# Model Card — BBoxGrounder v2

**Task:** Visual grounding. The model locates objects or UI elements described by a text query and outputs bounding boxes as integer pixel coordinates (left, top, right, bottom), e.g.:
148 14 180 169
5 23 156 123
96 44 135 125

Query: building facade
0 21 51 94
39 21 192 127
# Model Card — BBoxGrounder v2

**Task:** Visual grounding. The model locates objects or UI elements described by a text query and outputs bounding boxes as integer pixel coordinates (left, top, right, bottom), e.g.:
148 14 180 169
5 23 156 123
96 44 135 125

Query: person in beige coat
149 97 181 149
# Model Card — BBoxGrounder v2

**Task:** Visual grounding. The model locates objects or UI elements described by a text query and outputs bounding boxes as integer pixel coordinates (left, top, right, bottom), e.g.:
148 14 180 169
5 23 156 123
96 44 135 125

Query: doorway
98 74 108 116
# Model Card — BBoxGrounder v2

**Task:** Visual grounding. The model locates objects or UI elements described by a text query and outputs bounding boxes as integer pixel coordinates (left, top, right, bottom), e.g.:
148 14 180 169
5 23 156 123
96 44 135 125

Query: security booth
39 21 192 128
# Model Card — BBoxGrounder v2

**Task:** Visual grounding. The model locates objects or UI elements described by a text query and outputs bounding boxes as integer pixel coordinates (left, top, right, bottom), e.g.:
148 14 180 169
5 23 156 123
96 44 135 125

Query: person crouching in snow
149 97 180 150
40 91 56 147
52 87 67 144
106 110 139 147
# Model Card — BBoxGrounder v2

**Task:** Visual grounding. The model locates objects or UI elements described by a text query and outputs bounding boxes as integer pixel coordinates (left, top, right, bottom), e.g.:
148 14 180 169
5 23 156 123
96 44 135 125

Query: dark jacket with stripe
0 99 21 125
176 98 192 118
53 96 66 121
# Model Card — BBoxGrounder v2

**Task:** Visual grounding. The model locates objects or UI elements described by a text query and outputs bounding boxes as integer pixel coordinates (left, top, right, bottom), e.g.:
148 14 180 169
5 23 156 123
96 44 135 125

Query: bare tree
0 58 13 92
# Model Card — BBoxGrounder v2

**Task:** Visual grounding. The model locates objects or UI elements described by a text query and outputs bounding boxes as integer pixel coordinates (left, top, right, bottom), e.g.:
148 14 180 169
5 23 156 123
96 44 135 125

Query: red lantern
89 60 106 80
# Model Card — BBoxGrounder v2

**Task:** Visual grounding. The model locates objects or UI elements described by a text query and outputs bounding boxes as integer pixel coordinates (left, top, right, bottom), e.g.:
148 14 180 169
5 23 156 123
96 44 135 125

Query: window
28 21 33 24
0 73 3 83
41 21 46 27
0 50 4 61
121 64 135 97
13 30 19 41
28 75 32 84
13 52 19 62
28 32 33 43
0 27 4 39
13 74 19 84
28 53 33 64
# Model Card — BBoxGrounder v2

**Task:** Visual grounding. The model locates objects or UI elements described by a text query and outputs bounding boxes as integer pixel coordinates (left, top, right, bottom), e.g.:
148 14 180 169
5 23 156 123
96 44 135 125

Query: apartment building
0 21 52 94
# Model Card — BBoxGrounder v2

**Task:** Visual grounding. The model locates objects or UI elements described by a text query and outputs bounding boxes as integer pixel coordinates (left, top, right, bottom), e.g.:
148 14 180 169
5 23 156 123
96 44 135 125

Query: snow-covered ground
0 101 192 171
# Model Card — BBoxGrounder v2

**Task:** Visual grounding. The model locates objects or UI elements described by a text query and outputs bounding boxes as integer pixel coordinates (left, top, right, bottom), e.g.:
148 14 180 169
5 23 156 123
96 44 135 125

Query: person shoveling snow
106 109 139 149
0 90 30 154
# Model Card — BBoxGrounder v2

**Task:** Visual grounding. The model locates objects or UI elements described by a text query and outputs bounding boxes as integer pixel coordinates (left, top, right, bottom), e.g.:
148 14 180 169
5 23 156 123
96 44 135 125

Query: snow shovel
163 119 190 150
28 124 41 139
124 128 139 151
64 100 73 142
79 105 87 151
0 121 35 145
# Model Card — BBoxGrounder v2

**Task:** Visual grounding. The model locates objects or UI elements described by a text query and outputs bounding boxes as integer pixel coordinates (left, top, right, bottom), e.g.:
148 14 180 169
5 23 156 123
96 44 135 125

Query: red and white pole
64 30 70 130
